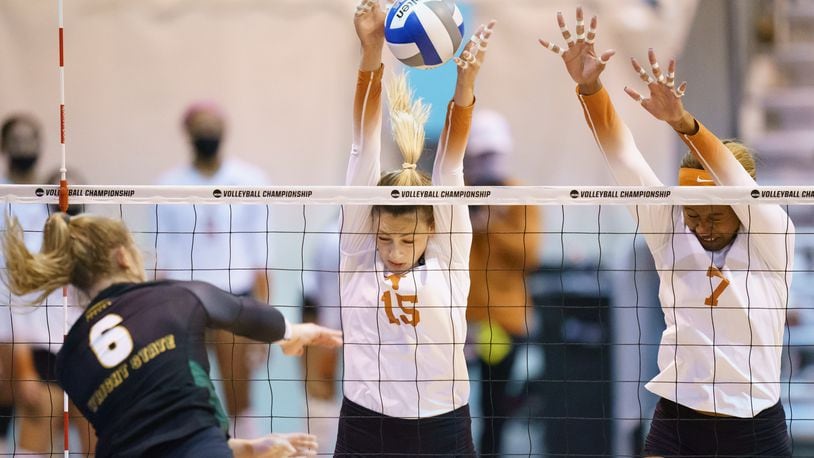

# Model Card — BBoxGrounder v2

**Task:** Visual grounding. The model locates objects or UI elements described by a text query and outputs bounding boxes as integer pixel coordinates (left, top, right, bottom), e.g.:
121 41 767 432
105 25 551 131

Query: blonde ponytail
4 214 74 305
4 213 134 304
381 72 432 187
373 73 435 226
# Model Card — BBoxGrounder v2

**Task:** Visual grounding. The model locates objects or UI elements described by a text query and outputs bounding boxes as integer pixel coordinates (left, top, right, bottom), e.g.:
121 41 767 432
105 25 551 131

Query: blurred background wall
0 0 700 189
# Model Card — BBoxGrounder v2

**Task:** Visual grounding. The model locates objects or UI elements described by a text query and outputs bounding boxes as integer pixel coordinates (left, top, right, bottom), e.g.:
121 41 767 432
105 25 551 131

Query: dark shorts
142 426 232 458
644 397 791 457
334 397 476 457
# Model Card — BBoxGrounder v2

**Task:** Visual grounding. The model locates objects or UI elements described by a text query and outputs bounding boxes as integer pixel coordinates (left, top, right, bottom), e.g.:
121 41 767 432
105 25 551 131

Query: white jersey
0 201 82 352
579 87 795 417
155 159 269 294
340 67 473 418
641 206 793 417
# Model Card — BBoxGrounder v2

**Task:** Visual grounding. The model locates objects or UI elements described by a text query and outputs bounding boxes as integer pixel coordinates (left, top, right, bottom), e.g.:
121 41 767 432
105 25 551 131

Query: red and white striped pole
57 0 70 456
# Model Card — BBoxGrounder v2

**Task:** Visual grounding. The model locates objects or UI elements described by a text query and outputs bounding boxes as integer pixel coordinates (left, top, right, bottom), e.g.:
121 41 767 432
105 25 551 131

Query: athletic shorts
644 397 791 457
334 397 476 457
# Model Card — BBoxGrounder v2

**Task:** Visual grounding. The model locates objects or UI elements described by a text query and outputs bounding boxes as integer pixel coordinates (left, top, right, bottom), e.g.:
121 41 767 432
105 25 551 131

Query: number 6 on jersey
89 314 134 368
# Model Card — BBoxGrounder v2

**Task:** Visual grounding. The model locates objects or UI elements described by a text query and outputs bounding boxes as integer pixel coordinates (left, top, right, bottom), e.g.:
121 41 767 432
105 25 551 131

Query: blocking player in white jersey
541 7 794 457
335 1 495 456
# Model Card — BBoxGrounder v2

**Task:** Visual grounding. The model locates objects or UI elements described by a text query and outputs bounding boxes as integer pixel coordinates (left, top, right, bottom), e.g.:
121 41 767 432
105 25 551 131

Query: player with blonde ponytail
4 213 343 457
337 1 496 456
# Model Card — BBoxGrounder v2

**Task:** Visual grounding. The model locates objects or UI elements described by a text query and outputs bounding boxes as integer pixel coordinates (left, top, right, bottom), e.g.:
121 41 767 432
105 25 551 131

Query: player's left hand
280 323 343 357
624 48 689 124
453 20 497 106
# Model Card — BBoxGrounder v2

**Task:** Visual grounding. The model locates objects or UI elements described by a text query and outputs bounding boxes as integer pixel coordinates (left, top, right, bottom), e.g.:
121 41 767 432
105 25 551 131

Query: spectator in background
0 115 91 455
155 102 271 438
464 110 541 457
301 219 341 456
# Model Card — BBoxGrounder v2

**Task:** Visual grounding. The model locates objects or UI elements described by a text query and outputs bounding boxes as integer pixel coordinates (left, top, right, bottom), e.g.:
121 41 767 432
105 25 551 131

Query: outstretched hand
453 20 497 107
539 7 615 93
354 0 385 49
231 433 318 458
279 323 343 357
354 0 386 71
254 433 318 458
624 49 696 133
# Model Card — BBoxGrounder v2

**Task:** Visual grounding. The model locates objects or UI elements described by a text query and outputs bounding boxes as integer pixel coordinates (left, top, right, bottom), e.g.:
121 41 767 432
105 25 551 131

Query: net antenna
57 0 70 455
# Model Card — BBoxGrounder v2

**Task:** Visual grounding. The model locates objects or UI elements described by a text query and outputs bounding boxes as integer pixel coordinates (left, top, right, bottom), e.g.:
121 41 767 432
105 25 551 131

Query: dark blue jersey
56 280 287 457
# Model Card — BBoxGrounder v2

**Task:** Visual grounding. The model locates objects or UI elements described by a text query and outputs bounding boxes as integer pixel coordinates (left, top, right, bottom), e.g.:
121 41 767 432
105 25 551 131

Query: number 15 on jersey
381 291 420 327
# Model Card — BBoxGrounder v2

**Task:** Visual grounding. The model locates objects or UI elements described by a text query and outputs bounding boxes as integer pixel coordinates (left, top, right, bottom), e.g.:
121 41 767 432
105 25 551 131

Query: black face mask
193 137 221 161
9 156 38 174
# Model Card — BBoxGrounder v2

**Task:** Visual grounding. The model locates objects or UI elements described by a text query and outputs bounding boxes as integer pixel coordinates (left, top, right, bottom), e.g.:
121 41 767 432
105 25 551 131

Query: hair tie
401 162 417 170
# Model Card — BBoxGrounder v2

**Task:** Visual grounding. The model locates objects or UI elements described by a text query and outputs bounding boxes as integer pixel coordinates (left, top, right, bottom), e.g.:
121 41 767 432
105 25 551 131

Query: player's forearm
577 86 663 186
433 100 474 181
667 110 698 136
360 44 383 72
352 64 384 145
578 79 603 96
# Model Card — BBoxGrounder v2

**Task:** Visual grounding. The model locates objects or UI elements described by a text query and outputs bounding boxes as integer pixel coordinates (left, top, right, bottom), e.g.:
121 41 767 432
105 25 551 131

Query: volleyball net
1 184 814 457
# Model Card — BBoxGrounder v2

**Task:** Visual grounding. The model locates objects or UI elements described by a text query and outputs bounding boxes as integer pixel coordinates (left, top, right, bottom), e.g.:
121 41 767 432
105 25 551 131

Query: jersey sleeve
431 100 474 266
577 86 672 249
181 281 288 342
341 65 385 255
677 121 796 270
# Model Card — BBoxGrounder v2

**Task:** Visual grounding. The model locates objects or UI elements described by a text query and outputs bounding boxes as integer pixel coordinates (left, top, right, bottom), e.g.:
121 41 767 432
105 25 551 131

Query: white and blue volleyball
385 0 465 69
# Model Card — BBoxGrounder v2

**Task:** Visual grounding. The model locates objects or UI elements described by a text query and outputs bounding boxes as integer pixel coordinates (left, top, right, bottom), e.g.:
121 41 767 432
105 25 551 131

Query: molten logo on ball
385 0 464 69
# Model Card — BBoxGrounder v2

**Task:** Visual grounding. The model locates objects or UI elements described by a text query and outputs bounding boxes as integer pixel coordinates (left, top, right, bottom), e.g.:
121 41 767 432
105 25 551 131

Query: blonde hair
680 140 757 179
380 72 432 188
4 213 134 304
375 73 434 225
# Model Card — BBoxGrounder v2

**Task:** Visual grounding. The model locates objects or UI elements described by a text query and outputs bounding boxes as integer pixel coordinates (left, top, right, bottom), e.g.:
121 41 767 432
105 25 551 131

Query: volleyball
385 0 465 69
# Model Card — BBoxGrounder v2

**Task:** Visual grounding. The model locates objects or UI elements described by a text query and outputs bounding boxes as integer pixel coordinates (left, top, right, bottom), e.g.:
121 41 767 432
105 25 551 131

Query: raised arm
182 281 342 357
342 0 386 253
540 8 662 188
627 49 795 269
431 22 496 266
433 21 495 183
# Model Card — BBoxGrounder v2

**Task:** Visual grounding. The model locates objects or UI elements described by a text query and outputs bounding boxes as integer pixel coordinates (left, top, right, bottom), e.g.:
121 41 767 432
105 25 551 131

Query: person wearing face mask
0 115 94 455
1 114 41 183
155 103 272 439
542 7 794 457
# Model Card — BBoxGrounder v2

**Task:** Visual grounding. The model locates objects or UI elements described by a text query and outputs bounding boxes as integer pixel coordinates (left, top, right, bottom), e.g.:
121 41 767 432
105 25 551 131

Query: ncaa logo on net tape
213 189 223 198
391 189 401 199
